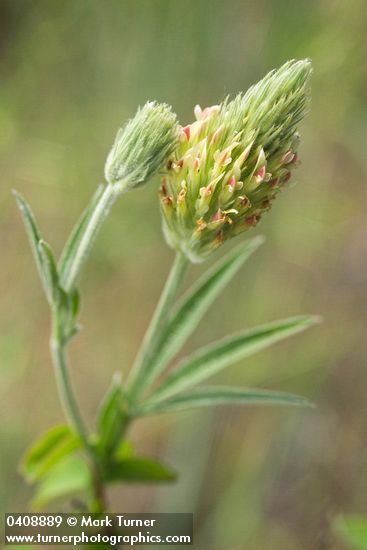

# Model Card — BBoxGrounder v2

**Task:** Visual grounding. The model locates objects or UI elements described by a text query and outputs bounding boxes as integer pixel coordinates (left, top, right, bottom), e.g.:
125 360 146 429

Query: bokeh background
1 1 367 548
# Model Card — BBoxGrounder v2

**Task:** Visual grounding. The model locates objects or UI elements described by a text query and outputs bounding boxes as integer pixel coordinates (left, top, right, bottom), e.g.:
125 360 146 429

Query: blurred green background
1 1 367 548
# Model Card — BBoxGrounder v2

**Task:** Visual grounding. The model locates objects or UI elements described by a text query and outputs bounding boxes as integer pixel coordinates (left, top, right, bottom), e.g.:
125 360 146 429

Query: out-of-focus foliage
1 1 367 548
334 517 367 550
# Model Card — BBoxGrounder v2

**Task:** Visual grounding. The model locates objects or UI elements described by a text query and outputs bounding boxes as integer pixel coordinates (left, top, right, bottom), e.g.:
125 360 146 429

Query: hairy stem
62 183 120 292
50 341 91 450
50 317 106 512
127 252 189 402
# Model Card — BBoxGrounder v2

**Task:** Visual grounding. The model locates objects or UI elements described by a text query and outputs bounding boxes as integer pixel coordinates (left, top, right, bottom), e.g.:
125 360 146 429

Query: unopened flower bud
160 59 312 262
105 101 178 191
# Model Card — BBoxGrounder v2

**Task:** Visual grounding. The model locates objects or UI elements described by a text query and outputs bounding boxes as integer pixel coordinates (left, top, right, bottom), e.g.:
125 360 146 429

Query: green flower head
159 59 312 262
105 101 179 191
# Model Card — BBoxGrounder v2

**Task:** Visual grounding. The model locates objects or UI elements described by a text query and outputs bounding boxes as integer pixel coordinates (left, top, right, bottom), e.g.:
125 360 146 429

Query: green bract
159 59 312 262
105 101 178 191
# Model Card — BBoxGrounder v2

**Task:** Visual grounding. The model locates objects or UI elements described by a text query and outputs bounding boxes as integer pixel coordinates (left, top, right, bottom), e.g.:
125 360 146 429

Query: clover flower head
105 101 179 191
159 59 312 262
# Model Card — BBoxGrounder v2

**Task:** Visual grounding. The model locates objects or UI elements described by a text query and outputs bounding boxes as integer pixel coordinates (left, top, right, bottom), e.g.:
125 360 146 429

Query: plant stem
50 339 91 452
127 252 188 402
50 317 106 511
63 183 120 292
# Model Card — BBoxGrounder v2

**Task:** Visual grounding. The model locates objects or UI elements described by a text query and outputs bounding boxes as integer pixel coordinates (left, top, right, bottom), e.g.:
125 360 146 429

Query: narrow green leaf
31 454 90 509
13 190 49 297
127 252 189 400
147 315 320 403
137 386 312 416
21 425 81 482
138 235 264 393
96 374 128 457
105 457 177 484
58 184 104 286
334 516 367 550
38 240 60 304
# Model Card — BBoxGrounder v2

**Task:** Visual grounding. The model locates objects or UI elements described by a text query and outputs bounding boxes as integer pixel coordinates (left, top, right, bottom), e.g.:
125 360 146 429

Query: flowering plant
15 59 318 513
160 60 309 262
